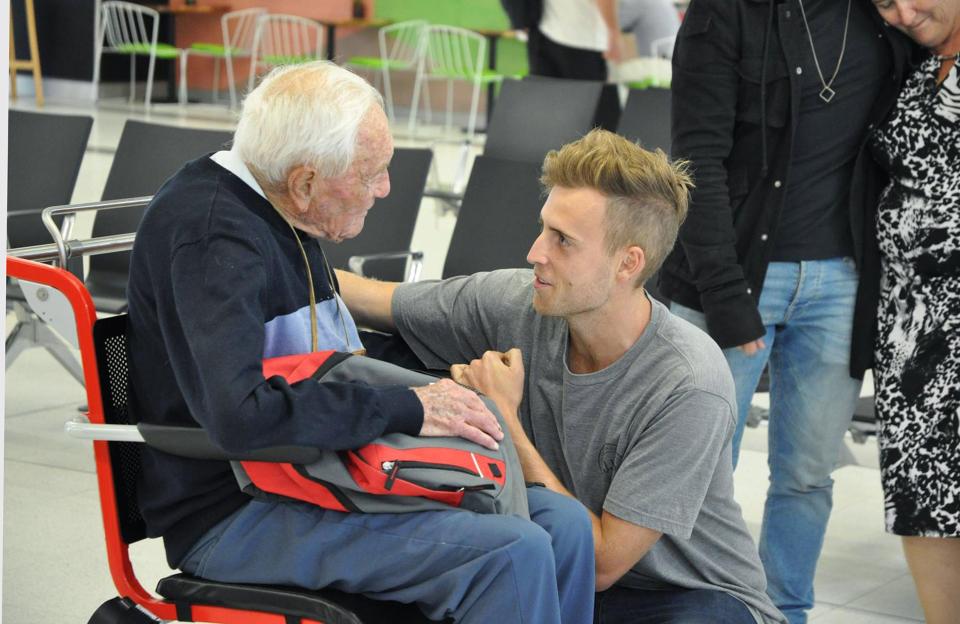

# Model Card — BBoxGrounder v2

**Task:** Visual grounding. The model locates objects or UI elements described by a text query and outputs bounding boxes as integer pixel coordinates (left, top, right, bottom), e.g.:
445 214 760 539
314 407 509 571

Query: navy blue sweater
127 156 423 566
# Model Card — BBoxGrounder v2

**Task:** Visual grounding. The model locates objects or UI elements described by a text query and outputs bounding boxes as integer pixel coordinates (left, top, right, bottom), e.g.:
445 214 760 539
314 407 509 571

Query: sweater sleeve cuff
701 288 766 349
381 386 424 436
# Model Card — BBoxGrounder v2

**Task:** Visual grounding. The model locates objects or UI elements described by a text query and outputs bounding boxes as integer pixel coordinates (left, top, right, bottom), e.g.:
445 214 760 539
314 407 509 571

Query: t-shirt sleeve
602 389 734 539
392 270 530 369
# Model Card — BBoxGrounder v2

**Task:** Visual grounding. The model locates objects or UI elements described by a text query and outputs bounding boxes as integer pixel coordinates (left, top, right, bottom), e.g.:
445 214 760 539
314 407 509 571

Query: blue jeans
179 486 595 624
594 586 755 624
672 259 863 624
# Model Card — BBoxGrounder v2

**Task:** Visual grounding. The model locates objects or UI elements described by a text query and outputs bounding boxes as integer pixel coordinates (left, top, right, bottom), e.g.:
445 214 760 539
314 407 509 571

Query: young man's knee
542 496 593 545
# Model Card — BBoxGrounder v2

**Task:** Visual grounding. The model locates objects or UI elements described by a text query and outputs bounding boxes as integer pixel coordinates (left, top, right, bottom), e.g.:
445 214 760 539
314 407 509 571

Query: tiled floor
4 96 925 622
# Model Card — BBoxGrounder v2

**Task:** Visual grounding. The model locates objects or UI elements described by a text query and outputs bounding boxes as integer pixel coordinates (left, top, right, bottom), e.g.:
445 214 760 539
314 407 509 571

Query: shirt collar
210 149 268 200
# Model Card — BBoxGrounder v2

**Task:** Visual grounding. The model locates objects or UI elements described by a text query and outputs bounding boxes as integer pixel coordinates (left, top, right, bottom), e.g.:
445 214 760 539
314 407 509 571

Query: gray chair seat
484 77 620 165
319 148 432 282
88 120 235 313
7 110 93 384
442 156 545 279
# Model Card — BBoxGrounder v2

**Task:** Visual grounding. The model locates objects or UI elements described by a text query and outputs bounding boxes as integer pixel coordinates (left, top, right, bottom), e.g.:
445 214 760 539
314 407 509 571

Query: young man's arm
512 421 663 590
335 269 399 332
452 350 663 591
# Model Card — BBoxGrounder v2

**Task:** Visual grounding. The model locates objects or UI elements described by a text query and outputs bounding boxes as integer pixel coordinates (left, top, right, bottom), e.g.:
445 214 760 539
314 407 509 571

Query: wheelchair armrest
65 417 322 463
348 251 424 283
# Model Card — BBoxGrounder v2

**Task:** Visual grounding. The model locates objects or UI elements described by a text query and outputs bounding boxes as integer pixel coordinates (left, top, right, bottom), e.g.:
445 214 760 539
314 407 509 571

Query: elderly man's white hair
234 61 384 188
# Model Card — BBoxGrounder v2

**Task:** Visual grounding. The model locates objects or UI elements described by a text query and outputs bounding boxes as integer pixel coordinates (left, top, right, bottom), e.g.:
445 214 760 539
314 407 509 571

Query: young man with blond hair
339 129 785 624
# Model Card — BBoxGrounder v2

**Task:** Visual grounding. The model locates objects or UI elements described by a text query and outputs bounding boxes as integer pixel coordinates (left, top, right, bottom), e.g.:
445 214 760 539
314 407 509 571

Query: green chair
410 24 503 141
93 1 183 109
248 14 324 92
410 25 503 190
180 8 266 109
346 19 429 126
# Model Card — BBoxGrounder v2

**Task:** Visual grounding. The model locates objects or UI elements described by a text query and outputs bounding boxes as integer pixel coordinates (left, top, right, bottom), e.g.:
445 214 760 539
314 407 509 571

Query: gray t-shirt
393 269 785 624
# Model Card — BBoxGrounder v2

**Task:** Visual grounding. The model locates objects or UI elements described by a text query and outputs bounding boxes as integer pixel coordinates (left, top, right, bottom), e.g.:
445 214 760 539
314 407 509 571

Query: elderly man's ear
286 165 320 215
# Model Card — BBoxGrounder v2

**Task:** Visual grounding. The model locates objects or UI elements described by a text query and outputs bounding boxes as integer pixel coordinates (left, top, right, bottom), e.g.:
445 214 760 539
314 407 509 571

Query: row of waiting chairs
346 20 503 147
7 111 235 383
485 78 671 165
94 3 325 110
95 5 493 123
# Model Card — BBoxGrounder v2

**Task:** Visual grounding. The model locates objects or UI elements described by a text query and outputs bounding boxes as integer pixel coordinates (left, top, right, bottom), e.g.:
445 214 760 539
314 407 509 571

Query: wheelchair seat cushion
156 572 444 623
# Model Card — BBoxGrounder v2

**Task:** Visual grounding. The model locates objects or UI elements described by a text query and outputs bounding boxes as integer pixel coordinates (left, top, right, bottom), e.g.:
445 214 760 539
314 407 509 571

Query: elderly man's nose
376 172 391 198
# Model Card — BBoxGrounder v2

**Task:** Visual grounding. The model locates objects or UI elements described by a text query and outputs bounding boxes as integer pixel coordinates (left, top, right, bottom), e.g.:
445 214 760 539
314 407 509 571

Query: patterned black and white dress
871 53 960 537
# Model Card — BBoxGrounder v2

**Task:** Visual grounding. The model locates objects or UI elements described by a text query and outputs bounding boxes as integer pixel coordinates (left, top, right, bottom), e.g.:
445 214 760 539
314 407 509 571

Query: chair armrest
422 187 463 214
348 251 424 283
65 416 145 441
9 197 151 264
65 416 322 463
6 207 48 218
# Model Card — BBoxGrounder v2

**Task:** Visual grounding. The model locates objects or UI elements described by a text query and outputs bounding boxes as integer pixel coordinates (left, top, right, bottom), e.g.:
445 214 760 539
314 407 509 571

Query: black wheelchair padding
158 573 444 624
94 314 147 545
91 314 445 623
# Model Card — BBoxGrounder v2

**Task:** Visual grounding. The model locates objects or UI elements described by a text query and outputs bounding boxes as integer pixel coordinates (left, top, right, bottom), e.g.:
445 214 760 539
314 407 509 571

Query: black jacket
660 0 915 377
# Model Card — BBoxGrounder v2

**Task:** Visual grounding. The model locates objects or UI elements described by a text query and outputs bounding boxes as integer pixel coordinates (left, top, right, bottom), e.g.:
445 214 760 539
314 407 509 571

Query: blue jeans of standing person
594 586 756 624
179 486 595 624
672 259 863 624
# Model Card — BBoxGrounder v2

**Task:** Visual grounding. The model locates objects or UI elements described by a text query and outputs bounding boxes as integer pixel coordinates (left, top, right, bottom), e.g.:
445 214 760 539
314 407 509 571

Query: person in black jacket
126 61 596 624
663 1 913 622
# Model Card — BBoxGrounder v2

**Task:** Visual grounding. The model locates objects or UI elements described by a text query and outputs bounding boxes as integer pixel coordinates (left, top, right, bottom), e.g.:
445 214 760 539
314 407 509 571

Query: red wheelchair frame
7 254 438 624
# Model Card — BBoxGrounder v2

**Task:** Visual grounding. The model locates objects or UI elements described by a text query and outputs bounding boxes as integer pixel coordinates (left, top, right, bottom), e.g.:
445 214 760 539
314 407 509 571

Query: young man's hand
450 349 525 420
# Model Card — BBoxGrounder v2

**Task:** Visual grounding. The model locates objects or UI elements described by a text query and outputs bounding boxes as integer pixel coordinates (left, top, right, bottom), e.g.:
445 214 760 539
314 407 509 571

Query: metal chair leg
6 303 85 386
40 322 86 385
129 54 136 104
212 56 221 104
225 53 238 110
5 321 30 369
179 52 188 106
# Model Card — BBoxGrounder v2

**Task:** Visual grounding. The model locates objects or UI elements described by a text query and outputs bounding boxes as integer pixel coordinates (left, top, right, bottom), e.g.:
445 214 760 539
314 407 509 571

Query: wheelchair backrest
93 313 148 545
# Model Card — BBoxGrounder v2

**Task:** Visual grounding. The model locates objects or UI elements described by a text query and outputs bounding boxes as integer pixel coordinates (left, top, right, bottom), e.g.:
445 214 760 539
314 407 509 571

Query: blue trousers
594 586 755 624
673 259 863 624
179 486 595 624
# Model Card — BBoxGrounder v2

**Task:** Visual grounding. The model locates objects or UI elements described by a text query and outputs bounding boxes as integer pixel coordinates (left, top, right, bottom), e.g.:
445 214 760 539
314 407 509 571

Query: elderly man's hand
450 349 525 418
412 379 504 450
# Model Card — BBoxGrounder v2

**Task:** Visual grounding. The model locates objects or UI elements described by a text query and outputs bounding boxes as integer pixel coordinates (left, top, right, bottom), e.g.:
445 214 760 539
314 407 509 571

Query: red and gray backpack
231 351 530 519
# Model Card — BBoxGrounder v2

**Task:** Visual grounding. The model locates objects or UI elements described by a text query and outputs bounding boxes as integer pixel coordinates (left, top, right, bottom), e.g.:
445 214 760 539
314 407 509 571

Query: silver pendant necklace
797 0 853 103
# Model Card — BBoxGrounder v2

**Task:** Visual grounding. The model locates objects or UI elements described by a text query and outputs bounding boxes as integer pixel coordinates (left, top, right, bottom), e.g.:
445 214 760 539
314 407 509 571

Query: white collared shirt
210 149 268 200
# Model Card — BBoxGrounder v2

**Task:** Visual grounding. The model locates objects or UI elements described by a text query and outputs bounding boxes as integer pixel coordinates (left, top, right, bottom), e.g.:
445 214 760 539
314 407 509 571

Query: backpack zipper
382 460 479 490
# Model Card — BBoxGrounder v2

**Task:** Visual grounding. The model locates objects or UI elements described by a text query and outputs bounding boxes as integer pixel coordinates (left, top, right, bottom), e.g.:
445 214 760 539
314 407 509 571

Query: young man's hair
540 129 693 287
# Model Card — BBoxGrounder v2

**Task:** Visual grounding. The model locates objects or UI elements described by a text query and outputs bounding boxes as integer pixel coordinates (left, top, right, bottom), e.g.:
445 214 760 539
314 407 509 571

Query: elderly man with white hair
125 61 595 624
